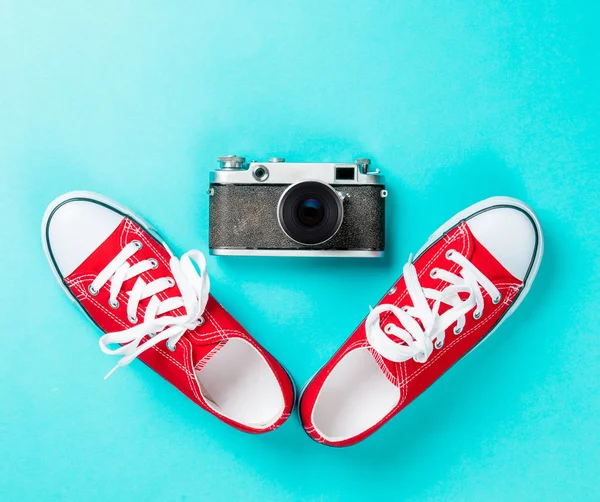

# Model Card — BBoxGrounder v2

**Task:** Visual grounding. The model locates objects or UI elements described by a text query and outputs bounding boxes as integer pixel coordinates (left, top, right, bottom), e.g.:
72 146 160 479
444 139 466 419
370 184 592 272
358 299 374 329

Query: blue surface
1 1 599 500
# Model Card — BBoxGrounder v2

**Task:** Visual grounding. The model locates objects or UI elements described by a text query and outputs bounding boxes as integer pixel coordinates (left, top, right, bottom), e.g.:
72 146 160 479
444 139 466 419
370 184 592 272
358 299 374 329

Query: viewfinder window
335 167 355 181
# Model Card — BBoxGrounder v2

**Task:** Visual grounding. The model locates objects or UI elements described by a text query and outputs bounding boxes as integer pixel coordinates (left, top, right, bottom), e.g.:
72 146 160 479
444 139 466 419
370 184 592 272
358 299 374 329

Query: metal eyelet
435 340 444 349
88 284 99 296
430 268 438 278
387 286 397 295
166 342 176 352
473 311 482 320
453 326 462 335
445 249 455 260
149 258 158 269
166 278 175 287
131 240 142 250
401 306 409 312
108 299 119 309
128 314 138 324
197 316 205 327
493 294 502 304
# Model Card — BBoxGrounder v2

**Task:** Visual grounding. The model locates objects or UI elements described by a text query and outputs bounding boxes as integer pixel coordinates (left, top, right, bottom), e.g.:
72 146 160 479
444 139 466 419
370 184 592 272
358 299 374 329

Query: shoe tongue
192 340 227 372
185 297 232 370
365 311 406 384
368 346 402 384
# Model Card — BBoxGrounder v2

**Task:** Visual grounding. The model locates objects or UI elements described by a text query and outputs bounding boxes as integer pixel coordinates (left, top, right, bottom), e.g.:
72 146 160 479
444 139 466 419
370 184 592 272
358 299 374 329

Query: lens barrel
277 181 344 245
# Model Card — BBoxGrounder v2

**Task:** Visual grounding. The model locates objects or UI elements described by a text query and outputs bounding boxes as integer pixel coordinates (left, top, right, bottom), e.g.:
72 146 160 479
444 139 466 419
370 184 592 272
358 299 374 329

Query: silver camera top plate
210 156 385 185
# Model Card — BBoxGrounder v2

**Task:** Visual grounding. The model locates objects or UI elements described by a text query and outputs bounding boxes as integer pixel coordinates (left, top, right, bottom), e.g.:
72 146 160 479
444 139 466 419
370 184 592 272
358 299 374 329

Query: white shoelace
89 240 210 379
365 249 501 363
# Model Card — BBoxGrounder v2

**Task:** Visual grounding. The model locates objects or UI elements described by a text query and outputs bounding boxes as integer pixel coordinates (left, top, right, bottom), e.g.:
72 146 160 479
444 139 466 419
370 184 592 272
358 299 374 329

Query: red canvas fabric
65 218 294 433
299 221 523 446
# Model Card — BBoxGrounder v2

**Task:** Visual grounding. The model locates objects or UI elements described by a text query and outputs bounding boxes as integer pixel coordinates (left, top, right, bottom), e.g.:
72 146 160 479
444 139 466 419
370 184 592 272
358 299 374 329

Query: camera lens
296 198 325 227
277 181 344 245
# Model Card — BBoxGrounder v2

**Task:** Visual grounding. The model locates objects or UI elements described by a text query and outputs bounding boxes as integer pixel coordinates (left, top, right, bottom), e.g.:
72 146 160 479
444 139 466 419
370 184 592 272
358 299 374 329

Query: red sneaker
42 191 295 433
299 196 543 446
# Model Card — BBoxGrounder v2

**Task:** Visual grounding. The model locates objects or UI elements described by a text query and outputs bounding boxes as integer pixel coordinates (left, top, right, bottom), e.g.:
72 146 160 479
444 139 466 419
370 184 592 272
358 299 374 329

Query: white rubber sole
41 190 171 301
417 196 544 316
298 196 544 439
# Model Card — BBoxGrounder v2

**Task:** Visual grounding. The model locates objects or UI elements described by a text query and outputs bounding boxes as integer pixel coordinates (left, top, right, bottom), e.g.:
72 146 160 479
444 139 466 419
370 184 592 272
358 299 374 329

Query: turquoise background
1 1 599 500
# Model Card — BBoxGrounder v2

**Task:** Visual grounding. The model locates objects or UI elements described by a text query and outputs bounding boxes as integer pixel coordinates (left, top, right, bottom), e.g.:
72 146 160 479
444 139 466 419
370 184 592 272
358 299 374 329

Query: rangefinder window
335 167 355 181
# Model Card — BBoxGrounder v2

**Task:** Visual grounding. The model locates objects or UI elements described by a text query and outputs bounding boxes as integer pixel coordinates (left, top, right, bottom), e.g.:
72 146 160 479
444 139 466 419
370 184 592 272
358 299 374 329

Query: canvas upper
43 192 295 434
299 197 543 446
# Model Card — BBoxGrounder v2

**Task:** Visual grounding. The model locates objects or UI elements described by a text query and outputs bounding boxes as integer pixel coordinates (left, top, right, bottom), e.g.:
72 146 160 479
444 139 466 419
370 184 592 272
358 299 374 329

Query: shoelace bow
365 250 501 363
89 240 210 378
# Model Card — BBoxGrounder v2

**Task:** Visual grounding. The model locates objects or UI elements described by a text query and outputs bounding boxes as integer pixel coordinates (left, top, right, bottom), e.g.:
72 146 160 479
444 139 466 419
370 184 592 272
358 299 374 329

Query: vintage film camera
208 156 386 257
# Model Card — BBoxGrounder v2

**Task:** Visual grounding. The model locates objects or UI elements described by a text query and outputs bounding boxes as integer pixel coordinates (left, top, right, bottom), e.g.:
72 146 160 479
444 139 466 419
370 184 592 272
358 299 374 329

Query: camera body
208 156 386 257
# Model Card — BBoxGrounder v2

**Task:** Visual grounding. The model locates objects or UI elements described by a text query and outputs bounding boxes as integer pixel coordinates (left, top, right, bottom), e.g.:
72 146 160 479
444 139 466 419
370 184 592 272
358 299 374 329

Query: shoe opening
311 348 399 442
195 338 284 429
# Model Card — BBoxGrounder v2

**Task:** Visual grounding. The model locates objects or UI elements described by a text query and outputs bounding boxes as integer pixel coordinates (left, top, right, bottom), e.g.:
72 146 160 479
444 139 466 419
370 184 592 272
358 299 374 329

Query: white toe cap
467 206 538 280
44 198 124 277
